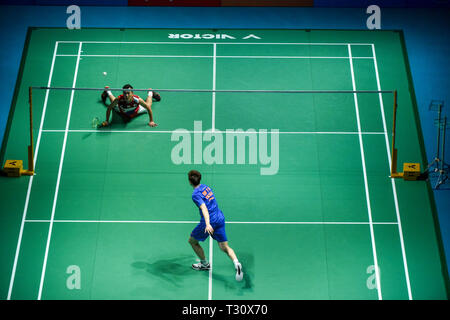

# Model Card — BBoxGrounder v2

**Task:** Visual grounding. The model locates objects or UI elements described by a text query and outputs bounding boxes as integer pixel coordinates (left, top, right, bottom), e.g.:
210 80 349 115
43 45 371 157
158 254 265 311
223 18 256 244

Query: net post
24 86 34 175
390 90 402 178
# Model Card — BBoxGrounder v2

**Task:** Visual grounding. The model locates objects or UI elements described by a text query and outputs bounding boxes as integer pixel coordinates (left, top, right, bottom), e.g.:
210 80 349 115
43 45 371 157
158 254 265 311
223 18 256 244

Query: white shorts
114 105 147 117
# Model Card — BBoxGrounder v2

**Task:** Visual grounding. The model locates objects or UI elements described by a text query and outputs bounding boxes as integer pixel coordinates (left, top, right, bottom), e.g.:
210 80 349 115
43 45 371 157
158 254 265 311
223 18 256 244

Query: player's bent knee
188 237 198 245
218 242 229 252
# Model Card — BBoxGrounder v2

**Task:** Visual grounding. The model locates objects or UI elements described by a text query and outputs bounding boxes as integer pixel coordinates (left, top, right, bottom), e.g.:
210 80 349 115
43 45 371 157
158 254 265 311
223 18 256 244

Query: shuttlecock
103 71 107 76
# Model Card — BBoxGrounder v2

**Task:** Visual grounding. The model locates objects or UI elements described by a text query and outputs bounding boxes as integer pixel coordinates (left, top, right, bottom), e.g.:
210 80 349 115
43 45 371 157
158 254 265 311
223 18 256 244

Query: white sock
148 91 153 97
201 259 208 265
107 90 112 95
233 259 240 268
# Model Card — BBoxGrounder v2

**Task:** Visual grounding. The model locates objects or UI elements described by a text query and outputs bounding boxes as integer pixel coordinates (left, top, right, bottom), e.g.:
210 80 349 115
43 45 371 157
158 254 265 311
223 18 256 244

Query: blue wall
0 5 449 275
0 1 127 5
0 0 448 6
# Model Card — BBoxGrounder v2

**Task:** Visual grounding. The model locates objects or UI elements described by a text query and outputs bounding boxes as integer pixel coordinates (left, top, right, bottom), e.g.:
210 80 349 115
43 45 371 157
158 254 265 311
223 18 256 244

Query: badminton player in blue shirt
187 170 243 281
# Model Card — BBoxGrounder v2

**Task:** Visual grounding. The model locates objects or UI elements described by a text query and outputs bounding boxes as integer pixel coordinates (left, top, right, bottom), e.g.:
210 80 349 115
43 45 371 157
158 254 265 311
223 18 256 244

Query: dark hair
188 170 201 186
122 84 133 90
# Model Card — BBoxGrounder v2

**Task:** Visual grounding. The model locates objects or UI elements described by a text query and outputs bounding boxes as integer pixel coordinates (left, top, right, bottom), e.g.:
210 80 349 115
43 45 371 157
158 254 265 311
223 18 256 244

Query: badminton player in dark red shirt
101 84 161 127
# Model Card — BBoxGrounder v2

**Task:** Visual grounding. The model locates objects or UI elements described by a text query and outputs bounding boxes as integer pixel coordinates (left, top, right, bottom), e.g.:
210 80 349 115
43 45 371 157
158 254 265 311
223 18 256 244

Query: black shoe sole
192 264 210 271
153 92 161 102
101 91 108 104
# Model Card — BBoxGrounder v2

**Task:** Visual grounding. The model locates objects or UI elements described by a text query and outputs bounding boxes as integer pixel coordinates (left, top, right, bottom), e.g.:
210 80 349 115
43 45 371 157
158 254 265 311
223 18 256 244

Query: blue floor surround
0 5 449 280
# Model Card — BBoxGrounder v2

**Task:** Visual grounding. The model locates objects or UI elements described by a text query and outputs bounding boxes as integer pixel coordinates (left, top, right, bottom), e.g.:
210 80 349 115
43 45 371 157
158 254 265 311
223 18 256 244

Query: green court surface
0 28 448 300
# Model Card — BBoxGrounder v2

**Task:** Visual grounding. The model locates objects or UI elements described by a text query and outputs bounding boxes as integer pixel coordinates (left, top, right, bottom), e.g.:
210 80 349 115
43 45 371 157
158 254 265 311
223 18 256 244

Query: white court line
208 237 213 300
24 219 398 225
212 43 216 132
6 41 60 301
348 44 382 300
371 44 412 300
37 42 83 301
41 129 385 135
26 220 198 223
57 41 374 46
55 54 374 59
58 54 212 58
217 56 374 59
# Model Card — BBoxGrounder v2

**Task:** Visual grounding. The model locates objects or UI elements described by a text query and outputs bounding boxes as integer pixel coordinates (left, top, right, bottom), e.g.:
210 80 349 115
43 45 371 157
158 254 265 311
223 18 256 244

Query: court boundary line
371 44 412 300
56 54 375 59
42 129 384 135
10 38 406 300
41 129 386 135
208 237 213 300
6 41 60 300
24 219 399 225
208 43 217 300
33 87 394 94
212 44 216 132
58 39 373 46
37 42 83 300
57 41 374 46
348 44 382 300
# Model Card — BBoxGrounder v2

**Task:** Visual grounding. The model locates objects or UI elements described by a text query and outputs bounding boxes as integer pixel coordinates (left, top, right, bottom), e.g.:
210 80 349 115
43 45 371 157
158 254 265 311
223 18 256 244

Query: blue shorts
191 220 227 243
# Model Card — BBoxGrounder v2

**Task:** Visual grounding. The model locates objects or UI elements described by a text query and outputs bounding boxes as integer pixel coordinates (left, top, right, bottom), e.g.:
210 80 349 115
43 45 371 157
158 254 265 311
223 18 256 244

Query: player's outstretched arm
103 98 118 126
199 203 214 235
139 98 157 127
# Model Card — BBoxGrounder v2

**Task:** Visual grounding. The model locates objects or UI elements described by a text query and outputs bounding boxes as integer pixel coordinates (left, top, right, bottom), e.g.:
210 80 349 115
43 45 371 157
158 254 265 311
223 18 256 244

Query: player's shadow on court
131 255 194 287
98 100 133 127
81 102 128 140
131 252 254 295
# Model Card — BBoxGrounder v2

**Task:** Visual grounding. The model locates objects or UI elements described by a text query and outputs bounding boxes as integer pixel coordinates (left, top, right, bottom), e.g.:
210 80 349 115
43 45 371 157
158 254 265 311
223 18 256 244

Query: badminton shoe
235 262 243 282
101 86 109 104
152 90 161 102
192 262 210 271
